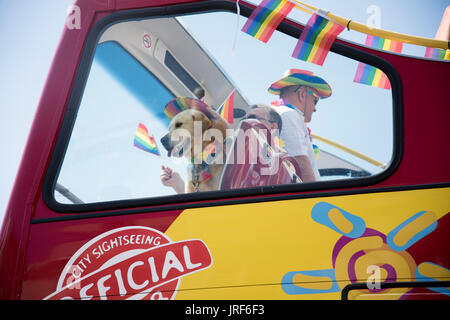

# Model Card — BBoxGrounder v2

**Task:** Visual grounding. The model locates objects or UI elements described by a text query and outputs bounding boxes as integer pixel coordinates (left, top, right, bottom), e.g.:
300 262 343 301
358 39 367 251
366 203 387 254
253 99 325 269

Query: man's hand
160 165 185 194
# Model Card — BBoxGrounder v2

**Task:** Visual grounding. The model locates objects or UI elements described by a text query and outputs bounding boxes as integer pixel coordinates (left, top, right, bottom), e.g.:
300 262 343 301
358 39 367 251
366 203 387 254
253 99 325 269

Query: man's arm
276 108 317 182
294 155 316 182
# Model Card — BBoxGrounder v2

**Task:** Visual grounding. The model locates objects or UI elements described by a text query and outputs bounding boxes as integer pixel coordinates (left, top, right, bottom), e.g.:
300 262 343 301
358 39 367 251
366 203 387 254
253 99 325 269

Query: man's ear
272 122 279 130
297 86 307 104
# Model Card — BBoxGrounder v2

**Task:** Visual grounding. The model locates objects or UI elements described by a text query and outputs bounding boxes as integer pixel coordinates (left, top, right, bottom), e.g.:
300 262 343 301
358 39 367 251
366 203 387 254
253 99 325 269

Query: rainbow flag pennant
424 47 450 60
241 0 295 43
133 123 160 156
292 13 344 66
353 35 403 89
312 144 320 159
217 90 235 124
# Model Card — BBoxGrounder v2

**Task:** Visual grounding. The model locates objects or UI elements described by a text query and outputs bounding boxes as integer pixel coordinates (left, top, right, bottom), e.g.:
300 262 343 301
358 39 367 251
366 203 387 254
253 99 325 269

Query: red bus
0 0 449 300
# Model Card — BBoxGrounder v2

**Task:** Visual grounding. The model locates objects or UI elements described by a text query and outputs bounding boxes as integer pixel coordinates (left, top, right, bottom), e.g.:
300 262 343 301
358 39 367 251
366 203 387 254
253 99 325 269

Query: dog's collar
188 142 222 192
188 161 212 192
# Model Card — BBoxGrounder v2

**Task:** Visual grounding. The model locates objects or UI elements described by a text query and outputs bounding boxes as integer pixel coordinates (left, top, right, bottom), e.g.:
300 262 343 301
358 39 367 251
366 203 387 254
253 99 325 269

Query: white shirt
272 105 320 181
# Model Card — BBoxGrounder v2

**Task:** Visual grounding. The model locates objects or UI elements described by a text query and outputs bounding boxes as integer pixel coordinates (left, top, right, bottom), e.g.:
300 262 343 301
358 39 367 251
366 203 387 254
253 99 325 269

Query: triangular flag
133 123 160 156
424 47 450 60
425 6 450 60
217 90 235 124
292 13 345 66
312 144 320 159
241 0 295 43
353 35 403 89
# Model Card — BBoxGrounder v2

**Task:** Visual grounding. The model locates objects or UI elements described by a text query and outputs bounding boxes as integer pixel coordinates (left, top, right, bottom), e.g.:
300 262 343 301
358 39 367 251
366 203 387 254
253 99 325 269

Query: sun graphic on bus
281 202 450 299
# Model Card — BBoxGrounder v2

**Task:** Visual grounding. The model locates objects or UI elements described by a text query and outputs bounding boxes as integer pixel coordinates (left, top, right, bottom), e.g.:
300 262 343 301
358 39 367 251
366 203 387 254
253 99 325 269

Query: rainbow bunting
133 123 160 156
241 0 295 43
424 47 450 60
217 90 235 124
353 35 403 89
292 13 344 66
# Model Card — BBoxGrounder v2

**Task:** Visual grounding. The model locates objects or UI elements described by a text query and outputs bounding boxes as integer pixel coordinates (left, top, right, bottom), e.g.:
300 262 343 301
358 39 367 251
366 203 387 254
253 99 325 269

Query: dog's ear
193 111 212 130
211 117 229 140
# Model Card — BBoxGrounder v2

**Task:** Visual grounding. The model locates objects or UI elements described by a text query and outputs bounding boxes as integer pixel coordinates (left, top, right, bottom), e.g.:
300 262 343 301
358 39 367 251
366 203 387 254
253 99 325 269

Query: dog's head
161 102 229 159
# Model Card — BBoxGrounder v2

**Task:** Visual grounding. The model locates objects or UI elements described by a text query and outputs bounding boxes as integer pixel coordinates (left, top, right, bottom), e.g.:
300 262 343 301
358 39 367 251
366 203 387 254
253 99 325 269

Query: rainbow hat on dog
164 97 216 120
268 69 332 98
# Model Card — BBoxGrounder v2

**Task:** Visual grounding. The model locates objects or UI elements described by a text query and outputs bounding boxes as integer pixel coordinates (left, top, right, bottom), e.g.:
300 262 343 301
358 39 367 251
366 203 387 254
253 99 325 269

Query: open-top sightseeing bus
0 0 449 300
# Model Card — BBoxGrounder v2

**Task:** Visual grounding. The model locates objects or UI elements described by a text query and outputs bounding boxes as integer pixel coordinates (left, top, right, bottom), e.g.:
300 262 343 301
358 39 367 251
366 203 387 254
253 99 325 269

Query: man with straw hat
268 69 332 182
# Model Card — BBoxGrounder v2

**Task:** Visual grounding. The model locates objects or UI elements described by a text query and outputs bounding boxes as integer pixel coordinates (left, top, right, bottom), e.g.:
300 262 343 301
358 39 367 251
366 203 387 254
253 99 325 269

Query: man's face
242 108 277 130
298 86 319 123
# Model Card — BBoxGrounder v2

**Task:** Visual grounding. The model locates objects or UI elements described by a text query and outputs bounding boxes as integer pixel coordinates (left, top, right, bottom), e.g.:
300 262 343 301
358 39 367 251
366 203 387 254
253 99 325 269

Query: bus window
52 10 396 206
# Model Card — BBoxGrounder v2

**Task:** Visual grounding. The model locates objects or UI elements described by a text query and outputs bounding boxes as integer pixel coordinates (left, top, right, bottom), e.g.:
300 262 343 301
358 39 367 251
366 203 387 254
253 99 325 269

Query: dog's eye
175 123 182 128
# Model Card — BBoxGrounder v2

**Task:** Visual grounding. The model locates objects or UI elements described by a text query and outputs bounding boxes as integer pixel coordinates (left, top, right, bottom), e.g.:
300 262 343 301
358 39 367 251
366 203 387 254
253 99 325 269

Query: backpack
220 119 302 190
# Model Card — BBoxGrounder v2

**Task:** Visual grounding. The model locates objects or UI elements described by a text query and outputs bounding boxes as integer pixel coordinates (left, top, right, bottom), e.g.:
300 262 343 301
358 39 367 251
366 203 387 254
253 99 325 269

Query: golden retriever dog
160 98 229 193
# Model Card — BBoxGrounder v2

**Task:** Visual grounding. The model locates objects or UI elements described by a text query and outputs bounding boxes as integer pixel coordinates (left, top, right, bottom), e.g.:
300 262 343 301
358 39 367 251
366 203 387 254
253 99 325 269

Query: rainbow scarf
353 35 403 89
292 13 344 66
242 0 295 43
133 123 160 156
425 47 449 60
218 90 235 124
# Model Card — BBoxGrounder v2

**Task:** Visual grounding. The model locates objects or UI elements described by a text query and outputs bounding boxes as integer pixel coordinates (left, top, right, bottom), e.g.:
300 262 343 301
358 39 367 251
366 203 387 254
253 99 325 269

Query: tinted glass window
54 11 395 205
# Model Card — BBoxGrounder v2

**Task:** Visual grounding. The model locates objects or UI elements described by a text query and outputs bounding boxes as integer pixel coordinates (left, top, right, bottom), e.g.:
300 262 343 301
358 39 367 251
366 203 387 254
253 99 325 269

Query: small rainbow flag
133 123 160 156
241 0 295 43
292 13 344 66
353 35 403 89
217 90 235 124
424 47 449 60
312 144 320 159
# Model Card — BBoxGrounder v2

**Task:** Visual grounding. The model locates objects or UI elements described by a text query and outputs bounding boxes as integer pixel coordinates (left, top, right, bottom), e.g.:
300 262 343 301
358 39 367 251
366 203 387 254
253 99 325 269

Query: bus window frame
42 0 403 214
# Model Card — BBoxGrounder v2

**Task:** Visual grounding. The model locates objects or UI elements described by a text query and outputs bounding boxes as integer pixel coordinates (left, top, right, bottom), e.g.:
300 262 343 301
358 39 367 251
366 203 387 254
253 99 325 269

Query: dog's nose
160 134 172 152
160 134 171 151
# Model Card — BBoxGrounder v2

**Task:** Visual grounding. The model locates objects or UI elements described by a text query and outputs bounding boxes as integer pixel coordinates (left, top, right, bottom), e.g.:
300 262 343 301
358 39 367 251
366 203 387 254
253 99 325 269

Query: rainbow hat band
268 69 332 98
164 97 216 120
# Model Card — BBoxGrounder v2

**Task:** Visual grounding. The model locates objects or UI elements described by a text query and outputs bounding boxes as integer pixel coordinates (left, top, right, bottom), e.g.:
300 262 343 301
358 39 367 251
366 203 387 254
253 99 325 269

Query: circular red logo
143 34 152 49
44 226 212 300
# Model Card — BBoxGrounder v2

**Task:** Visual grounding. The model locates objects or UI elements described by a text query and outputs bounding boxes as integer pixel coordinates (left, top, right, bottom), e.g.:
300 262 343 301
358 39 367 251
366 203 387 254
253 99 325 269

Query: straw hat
268 69 332 98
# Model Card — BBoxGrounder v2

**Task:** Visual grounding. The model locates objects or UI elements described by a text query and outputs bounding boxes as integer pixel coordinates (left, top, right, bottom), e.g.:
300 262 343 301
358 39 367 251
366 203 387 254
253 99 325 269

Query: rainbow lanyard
272 99 305 118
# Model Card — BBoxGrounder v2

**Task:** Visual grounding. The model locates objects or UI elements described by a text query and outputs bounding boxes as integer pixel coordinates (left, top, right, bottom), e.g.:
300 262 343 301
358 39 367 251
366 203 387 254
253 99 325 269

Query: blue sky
0 0 448 222
0 0 73 221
